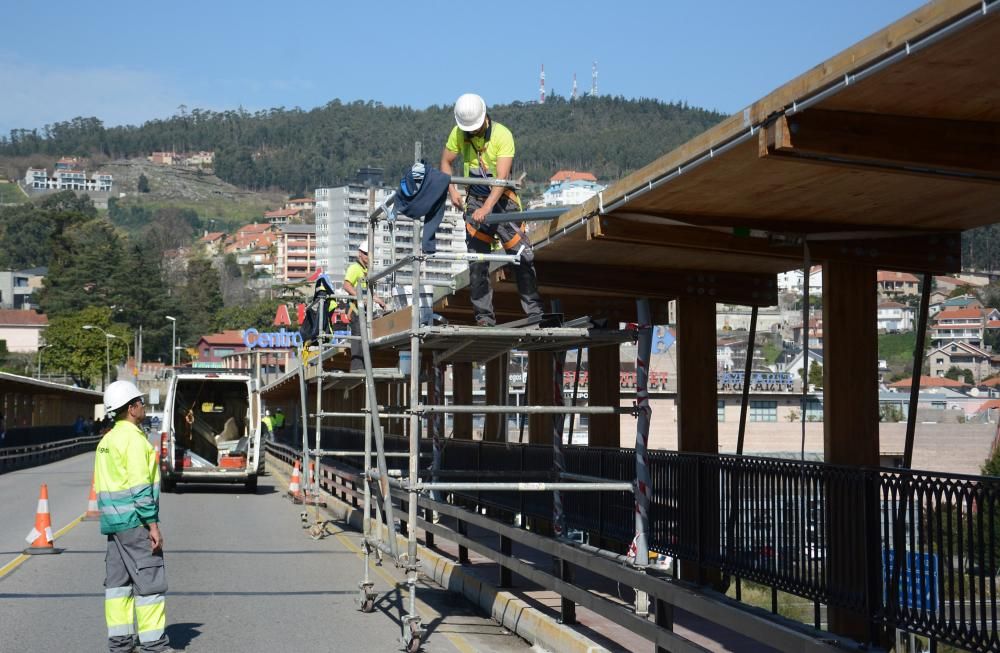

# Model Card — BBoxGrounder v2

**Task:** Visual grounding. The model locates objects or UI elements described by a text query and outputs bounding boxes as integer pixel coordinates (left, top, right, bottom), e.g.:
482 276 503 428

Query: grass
879 331 920 368
0 181 28 204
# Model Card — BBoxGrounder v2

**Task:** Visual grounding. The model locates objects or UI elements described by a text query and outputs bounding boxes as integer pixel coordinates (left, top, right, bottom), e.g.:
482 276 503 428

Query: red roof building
0 309 47 353
193 330 248 367
889 375 968 389
549 170 598 183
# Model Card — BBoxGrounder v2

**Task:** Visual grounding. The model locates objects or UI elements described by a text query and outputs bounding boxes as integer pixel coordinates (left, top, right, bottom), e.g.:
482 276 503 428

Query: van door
249 382 261 473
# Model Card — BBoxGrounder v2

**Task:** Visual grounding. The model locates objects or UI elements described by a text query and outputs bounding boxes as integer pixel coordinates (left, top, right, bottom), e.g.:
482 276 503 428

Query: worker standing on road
272 407 285 437
94 380 171 653
262 409 274 442
343 241 387 370
440 92 543 327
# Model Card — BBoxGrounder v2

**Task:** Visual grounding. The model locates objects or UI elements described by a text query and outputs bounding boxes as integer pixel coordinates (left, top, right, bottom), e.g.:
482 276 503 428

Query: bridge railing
267 432 1000 652
0 434 101 473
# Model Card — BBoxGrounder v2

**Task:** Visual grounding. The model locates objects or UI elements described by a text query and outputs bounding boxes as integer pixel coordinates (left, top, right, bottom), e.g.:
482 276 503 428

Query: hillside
0 97 727 195
102 159 286 226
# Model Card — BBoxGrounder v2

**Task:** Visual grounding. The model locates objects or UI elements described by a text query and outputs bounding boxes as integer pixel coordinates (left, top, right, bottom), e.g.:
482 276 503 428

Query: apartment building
931 307 1000 348
314 184 465 293
877 301 915 332
24 167 113 192
539 170 605 206
275 224 316 283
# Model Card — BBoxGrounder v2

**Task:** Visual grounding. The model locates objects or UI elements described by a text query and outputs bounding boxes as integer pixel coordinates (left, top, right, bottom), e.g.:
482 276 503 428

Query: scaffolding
298 172 652 652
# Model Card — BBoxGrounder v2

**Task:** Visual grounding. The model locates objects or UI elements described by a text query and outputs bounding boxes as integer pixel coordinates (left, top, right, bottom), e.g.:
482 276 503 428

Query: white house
877 301 914 332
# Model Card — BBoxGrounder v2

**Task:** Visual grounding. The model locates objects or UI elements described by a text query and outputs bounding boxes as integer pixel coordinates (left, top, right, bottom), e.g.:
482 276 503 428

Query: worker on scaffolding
440 93 543 327
343 241 386 370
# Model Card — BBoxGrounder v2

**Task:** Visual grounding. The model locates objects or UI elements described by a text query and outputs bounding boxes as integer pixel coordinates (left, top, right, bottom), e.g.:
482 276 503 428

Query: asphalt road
0 452 534 652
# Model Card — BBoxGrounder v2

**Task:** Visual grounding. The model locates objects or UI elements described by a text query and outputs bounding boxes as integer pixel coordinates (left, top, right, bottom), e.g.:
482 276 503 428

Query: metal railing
274 430 1000 651
0 434 101 473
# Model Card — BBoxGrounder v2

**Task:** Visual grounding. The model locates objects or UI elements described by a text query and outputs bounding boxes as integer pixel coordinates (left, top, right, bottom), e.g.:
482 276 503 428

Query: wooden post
823 261 879 642
587 345 620 447
528 351 555 444
675 297 721 587
484 354 508 442
452 362 473 439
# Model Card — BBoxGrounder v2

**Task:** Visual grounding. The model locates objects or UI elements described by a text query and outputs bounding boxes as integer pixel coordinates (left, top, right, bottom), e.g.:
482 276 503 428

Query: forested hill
0 96 726 195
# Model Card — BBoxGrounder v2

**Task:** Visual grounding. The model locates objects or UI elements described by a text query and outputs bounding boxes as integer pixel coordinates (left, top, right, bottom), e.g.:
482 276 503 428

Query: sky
0 0 929 136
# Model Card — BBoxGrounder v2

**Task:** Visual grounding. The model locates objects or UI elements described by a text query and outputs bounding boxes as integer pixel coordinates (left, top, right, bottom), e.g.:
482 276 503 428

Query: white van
159 369 262 492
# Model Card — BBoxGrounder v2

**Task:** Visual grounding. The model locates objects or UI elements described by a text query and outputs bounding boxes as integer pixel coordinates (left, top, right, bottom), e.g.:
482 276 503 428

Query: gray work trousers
105 525 169 653
465 194 543 326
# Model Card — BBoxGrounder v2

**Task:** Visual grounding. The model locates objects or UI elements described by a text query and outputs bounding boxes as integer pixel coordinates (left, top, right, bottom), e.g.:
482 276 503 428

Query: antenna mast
539 64 546 104
572 72 578 100
591 61 598 96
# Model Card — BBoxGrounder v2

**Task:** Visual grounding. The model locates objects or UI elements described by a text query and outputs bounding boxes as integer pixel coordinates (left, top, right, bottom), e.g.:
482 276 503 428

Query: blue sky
1 0 927 136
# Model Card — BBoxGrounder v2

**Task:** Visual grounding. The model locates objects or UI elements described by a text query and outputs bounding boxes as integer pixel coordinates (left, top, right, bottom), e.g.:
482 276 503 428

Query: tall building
275 224 317 284
314 184 466 297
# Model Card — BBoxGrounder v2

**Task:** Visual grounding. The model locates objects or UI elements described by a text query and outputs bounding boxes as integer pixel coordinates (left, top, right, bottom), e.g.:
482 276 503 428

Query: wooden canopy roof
503 0 1000 313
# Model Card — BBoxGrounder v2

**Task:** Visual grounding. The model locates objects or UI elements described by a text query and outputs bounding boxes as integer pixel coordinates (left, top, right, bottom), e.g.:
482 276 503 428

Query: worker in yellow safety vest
262 409 275 441
440 92 543 326
94 380 172 653
343 241 386 370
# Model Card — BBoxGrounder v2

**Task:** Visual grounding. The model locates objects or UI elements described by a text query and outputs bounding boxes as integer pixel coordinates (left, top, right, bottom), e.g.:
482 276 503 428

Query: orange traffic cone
24 484 63 555
82 479 100 521
288 460 302 500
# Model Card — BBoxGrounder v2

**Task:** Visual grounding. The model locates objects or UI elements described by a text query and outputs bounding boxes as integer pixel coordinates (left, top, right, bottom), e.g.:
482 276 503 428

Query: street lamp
165 316 177 367
36 344 51 379
106 333 132 381
82 325 112 390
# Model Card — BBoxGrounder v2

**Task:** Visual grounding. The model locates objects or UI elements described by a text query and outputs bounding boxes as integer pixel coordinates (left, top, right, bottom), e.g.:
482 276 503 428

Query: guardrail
267 432 1000 651
0 435 101 473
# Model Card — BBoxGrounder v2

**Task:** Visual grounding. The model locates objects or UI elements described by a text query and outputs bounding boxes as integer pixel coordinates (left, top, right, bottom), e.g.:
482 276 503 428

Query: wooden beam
484 354 508 442
452 362 473 439
586 344 620 448
761 110 1000 182
495 260 777 306
436 290 670 325
593 214 961 275
527 351 555 444
675 297 721 588
823 261 879 641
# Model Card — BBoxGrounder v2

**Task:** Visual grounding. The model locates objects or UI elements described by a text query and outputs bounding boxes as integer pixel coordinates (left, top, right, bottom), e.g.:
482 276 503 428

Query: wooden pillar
823 261 879 642
452 362 473 439
675 297 721 586
484 354 508 442
527 351 555 444
586 345 620 447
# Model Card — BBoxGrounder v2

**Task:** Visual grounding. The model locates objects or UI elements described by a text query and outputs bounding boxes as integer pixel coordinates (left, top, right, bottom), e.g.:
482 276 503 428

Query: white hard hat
264 409 271 416
104 380 144 414
358 241 369 254
454 93 487 132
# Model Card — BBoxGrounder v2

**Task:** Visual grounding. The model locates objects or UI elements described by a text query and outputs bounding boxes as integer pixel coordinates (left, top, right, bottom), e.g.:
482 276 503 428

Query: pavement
0 451 535 652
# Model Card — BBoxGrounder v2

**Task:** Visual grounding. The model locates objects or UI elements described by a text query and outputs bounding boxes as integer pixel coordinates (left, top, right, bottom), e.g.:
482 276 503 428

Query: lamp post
36 344 50 379
165 316 177 367
82 325 112 390
106 333 131 381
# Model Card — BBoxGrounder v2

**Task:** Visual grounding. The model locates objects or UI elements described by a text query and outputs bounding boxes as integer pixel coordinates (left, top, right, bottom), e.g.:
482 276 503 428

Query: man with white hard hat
343 241 386 370
440 92 543 327
94 380 173 652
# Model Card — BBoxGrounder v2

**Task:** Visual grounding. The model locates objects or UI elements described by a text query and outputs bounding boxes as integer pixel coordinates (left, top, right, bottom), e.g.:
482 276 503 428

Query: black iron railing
310 428 999 651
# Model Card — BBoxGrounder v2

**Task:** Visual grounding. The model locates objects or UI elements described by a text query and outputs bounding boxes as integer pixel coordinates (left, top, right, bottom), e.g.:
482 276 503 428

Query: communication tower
591 61 598 96
572 72 578 100
540 64 546 104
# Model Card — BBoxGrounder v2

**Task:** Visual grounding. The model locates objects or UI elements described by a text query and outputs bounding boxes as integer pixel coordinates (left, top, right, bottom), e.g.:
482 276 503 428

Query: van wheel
245 476 258 494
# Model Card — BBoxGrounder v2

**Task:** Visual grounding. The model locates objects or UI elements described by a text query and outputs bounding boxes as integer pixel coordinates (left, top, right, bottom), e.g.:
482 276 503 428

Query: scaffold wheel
361 597 375 613
403 619 423 653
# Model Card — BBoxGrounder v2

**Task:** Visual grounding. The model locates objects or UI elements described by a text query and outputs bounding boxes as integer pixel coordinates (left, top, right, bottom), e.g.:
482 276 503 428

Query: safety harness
463 119 523 249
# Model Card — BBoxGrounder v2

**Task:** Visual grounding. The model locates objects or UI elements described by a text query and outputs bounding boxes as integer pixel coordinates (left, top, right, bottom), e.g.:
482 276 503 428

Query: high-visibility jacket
272 412 285 429
94 420 160 535
262 415 274 432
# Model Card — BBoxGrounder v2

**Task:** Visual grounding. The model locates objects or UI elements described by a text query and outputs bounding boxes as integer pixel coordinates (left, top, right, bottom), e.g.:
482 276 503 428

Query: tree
179 257 223 344
944 366 974 384
808 361 824 388
137 173 150 193
212 298 284 332
38 218 123 316
43 307 130 388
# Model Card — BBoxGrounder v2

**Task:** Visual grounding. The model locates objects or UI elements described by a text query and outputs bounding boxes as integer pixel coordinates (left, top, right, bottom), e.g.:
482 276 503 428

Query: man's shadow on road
166 622 203 649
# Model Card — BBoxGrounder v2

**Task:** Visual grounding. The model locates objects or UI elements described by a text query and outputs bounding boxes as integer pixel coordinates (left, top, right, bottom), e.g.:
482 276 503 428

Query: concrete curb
267 453 611 653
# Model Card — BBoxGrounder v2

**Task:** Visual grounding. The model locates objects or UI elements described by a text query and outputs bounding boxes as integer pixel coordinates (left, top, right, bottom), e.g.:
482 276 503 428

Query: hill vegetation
0 96 726 195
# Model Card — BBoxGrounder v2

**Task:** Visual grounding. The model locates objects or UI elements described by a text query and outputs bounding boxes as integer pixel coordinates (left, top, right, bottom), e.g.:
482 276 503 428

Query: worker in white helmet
344 240 386 369
440 93 543 327
94 380 173 652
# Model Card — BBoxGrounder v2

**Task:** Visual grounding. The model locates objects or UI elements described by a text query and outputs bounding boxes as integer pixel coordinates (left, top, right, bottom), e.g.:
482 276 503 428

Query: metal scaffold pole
402 221 426 647
633 298 653 617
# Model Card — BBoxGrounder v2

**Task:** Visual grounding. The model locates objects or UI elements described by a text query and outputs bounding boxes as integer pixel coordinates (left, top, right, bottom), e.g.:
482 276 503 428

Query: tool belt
466 189 524 248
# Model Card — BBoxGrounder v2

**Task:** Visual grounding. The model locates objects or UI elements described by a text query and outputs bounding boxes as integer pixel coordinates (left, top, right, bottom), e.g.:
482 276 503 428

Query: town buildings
275 224 317 284
538 170 605 206
0 309 47 352
314 183 465 292
23 167 112 192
